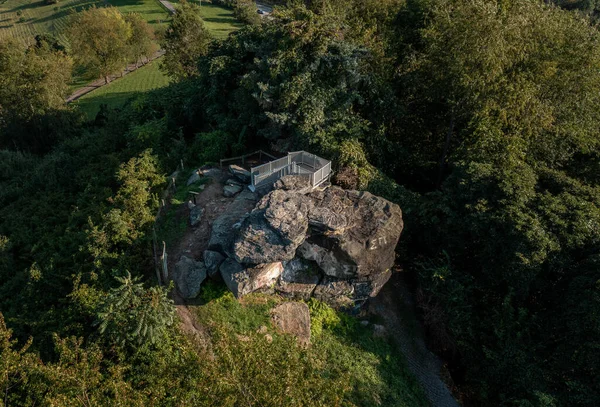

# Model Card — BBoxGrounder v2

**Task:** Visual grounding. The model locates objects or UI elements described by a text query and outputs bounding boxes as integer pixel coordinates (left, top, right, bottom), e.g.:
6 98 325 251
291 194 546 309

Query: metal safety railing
250 151 332 190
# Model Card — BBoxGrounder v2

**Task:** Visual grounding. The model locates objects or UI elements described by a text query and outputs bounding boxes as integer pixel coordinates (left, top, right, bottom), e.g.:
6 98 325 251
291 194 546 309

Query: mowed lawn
187 2 242 39
0 0 168 45
74 61 169 118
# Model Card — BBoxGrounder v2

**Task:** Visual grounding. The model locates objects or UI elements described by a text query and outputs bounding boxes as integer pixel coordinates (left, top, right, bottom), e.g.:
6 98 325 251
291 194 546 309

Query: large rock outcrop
208 190 258 256
207 176 403 309
232 190 312 264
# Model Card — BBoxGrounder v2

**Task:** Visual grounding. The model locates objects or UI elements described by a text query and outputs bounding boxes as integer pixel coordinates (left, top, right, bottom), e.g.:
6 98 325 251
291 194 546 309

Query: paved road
158 0 176 14
66 50 165 103
256 1 273 14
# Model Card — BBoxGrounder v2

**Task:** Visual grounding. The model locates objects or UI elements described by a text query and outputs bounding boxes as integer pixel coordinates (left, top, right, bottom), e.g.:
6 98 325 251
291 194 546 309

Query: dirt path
369 271 460 407
165 170 236 350
66 50 166 103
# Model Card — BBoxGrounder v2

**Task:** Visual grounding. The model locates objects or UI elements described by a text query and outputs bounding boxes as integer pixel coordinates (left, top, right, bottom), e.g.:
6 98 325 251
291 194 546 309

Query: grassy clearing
192 283 429 407
74 61 170 118
193 2 242 39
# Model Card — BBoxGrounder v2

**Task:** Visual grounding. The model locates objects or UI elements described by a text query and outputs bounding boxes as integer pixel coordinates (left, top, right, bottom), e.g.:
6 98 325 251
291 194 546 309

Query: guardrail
250 151 332 190
219 150 277 168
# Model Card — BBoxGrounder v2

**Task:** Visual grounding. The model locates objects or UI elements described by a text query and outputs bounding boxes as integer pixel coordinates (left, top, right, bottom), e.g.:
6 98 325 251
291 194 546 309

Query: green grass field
0 0 241 118
0 0 169 45
74 61 170 118
183 2 242 39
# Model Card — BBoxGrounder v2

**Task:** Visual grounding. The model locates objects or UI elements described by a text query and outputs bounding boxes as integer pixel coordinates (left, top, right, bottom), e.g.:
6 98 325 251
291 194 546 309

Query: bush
187 130 235 164
233 0 261 25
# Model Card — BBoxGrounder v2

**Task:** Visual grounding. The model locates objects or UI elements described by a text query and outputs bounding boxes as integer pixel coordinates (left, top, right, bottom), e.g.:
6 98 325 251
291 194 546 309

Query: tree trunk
104 75 110 85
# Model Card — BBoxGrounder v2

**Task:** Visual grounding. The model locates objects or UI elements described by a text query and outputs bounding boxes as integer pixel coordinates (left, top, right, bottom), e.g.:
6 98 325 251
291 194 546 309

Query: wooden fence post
161 241 168 282
153 227 161 286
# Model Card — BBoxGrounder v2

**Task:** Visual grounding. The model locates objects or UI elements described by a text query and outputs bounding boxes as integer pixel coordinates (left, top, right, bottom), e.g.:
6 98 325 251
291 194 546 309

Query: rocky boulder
189 206 204 227
187 170 201 186
211 182 403 309
208 190 258 256
229 165 251 184
204 250 225 279
223 184 243 197
174 256 207 299
313 277 355 309
274 175 312 193
220 259 283 298
271 302 311 346
232 190 312 264
303 187 403 281
275 258 321 300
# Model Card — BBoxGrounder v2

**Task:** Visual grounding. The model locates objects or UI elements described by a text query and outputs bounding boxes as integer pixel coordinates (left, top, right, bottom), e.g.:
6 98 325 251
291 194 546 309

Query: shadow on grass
75 90 144 119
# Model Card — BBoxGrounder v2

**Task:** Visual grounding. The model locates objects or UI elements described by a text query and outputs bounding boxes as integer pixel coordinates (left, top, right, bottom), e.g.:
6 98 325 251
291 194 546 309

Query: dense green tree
160 0 211 80
234 0 262 25
66 7 132 84
391 0 600 404
125 13 158 67
0 37 74 152
96 272 175 348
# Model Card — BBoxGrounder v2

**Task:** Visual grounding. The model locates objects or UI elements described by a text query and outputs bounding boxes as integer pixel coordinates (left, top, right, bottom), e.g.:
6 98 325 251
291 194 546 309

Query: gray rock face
220 259 283 298
271 302 311 346
211 183 403 309
203 250 225 278
313 277 355 309
208 190 258 255
174 256 207 299
274 175 312 193
189 206 204 227
305 187 403 280
276 258 321 300
232 190 312 264
223 184 243 197
229 165 251 184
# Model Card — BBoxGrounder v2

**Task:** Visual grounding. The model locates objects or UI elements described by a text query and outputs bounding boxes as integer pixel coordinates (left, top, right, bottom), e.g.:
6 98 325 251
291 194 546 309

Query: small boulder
229 165 251 183
174 256 207 299
220 260 283 298
223 184 243 197
226 178 243 187
200 167 222 178
203 250 225 278
187 171 201 186
372 324 387 338
189 206 204 227
271 302 311 346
